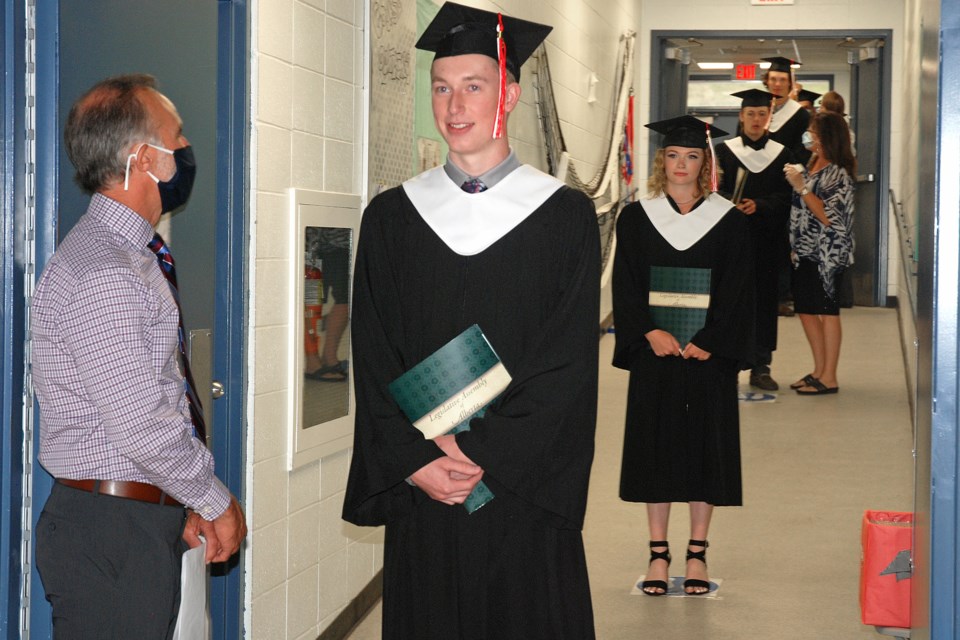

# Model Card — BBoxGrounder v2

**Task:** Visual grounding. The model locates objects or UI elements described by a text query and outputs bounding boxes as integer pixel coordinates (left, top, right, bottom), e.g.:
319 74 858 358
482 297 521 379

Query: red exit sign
736 64 757 80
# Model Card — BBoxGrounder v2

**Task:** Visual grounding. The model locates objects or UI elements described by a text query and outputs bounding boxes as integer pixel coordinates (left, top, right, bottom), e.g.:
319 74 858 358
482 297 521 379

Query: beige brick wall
249 0 374 638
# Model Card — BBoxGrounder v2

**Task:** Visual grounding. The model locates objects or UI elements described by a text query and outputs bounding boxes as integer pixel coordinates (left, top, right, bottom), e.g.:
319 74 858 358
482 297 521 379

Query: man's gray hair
64 74 161 194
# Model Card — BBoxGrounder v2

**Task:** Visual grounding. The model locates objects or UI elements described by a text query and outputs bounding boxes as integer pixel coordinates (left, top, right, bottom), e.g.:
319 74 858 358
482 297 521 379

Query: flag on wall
621 91 634 186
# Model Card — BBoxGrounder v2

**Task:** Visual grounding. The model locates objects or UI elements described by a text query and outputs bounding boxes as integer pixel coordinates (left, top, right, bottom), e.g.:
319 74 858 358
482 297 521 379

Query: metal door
848 42 888 306
650 37 689 166
29 1 247 637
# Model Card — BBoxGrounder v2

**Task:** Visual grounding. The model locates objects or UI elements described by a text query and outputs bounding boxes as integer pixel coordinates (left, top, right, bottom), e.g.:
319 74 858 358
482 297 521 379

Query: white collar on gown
769 99 802 132
722 137 785 173
641 192 733 251
403 165 565 256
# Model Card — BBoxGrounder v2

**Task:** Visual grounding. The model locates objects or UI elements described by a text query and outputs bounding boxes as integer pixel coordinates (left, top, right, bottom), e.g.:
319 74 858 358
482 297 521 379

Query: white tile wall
251 519 289 594
251 0 368 635
259 0 294 61
325 16 356 83
251 583 287 639
292 68 326 136
291 131 326 190
259 56 294 129
294 4 327 74
286 565 321 638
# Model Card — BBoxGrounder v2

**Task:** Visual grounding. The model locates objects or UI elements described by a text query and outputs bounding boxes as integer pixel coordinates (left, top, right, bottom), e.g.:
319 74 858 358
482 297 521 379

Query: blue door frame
0 1 26 636
925 2 960 637
21 1 249 637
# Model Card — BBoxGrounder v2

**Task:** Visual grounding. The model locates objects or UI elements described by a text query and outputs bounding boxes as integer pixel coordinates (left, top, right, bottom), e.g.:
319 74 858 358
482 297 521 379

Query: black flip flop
790 373 818 390
306 364 348 382
796 378 838 395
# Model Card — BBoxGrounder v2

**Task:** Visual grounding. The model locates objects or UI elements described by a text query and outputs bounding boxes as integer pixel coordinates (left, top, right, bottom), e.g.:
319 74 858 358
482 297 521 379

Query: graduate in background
763 56 810 315
342 3 599 638
716 89 795 391
613 116 754 596
796 87 822 116
762 56 812 164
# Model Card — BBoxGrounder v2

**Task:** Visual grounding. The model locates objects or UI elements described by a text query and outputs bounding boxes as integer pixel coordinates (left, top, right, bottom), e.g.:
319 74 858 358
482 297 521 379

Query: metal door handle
856 173 875 183
211 380 225 399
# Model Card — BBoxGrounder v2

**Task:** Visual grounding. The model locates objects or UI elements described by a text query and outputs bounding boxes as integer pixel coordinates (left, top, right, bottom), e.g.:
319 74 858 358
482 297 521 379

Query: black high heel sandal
641 540 671 596
683 539 710 595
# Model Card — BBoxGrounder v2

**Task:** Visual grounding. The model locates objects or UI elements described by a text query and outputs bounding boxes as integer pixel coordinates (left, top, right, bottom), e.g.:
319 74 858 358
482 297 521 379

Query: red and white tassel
706 123 718 192
493 13 507 139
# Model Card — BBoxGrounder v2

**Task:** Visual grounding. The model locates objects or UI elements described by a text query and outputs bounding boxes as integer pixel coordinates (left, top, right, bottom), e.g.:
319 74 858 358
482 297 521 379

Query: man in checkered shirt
31 74 246 638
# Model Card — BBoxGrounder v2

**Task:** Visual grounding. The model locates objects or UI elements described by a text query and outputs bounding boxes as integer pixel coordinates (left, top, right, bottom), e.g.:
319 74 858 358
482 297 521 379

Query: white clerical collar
769 99 801 132
641 192 733 251
403 165 565 256
723 137 785 173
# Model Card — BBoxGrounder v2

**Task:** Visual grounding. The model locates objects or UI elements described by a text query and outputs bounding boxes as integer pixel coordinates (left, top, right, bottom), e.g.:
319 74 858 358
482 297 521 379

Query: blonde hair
647 148 713 197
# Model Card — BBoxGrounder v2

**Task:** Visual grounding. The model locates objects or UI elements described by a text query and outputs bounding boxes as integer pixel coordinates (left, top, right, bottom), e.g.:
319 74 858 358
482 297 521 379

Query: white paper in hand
172 538 210 640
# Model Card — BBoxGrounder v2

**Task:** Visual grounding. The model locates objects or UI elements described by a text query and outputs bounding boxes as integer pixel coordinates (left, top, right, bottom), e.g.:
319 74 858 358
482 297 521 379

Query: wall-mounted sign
736 64 758 80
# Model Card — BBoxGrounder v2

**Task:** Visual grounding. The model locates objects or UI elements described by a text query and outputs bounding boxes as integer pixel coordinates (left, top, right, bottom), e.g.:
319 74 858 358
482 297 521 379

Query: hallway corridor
347 306 914 638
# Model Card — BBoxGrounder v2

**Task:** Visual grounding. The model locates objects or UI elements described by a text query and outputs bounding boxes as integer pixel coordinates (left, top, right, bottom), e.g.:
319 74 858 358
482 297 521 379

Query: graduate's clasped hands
410 434 486 505
645 329 712 361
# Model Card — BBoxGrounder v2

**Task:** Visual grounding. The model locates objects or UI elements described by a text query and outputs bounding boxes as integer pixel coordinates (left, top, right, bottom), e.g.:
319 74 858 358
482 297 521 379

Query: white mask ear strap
147 143 174 155
124 142 148 191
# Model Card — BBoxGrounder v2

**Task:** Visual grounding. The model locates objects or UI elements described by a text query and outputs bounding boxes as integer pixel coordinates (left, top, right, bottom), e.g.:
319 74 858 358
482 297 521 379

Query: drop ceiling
667 36 883 74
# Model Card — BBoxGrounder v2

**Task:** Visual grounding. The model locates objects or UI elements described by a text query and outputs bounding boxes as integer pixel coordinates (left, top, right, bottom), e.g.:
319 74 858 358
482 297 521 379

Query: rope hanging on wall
532 30 636 286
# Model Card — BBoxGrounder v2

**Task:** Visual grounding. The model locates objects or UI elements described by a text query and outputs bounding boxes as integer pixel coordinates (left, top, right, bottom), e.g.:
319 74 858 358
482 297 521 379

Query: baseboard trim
318 570 383 640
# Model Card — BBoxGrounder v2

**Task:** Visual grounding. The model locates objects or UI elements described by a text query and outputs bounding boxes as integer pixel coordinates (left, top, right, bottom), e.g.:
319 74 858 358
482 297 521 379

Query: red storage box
860 510 912 628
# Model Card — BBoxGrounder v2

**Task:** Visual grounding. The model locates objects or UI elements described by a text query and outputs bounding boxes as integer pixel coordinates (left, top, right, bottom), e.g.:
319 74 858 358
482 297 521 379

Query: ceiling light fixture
697 62 734 70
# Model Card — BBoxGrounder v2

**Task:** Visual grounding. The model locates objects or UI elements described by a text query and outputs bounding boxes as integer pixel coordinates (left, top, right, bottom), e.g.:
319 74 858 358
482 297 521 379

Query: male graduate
762 56 811 164
796 87 822 116
342 3 599 638
716 89 795 390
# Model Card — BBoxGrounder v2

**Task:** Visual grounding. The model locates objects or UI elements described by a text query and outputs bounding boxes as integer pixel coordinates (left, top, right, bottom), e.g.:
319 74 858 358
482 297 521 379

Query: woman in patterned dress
783 111 856 395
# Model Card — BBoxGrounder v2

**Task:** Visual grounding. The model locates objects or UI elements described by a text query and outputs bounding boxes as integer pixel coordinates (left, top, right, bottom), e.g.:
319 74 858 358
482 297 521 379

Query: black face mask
155 145 197 213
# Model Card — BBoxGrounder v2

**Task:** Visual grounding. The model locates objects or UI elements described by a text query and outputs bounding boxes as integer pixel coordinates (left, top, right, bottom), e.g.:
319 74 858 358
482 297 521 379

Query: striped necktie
461 178 488 193
148 233 207 443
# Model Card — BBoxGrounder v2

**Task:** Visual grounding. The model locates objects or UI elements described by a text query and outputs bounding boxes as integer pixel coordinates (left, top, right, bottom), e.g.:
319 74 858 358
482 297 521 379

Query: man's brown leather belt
57 478 182 507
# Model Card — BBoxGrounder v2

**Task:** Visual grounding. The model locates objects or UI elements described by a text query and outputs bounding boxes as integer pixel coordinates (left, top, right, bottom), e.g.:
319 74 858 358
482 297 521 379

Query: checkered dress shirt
31 194 230 520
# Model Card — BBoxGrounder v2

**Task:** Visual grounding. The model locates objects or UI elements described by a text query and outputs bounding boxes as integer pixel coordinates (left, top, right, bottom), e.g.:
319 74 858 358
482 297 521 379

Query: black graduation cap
731 88 776 108
762 56 799 74
415 2 552 81
645 115 728 149
796 88 822 104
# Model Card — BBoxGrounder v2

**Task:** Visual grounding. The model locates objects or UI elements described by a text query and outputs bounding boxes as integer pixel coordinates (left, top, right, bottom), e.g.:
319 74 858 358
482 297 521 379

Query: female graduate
613 115 754 596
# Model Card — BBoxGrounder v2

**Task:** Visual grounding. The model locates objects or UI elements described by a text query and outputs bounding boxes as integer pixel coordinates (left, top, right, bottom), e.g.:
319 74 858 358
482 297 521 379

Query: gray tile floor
346 307 913 639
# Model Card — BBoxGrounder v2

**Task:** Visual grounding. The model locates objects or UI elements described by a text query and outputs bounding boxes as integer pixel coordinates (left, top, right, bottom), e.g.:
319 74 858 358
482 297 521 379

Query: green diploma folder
649 266 712 347
389 324 511 513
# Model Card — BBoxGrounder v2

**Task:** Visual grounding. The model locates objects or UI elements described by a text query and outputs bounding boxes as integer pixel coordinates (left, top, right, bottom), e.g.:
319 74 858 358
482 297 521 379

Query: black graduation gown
768 104 811 165
342 184 600 639
716 136 794 352
612 198 753 505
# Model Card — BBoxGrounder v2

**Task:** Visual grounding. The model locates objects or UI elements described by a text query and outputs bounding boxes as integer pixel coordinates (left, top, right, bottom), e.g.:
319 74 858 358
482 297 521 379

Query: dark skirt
619 351 743 506
792 257 842 315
